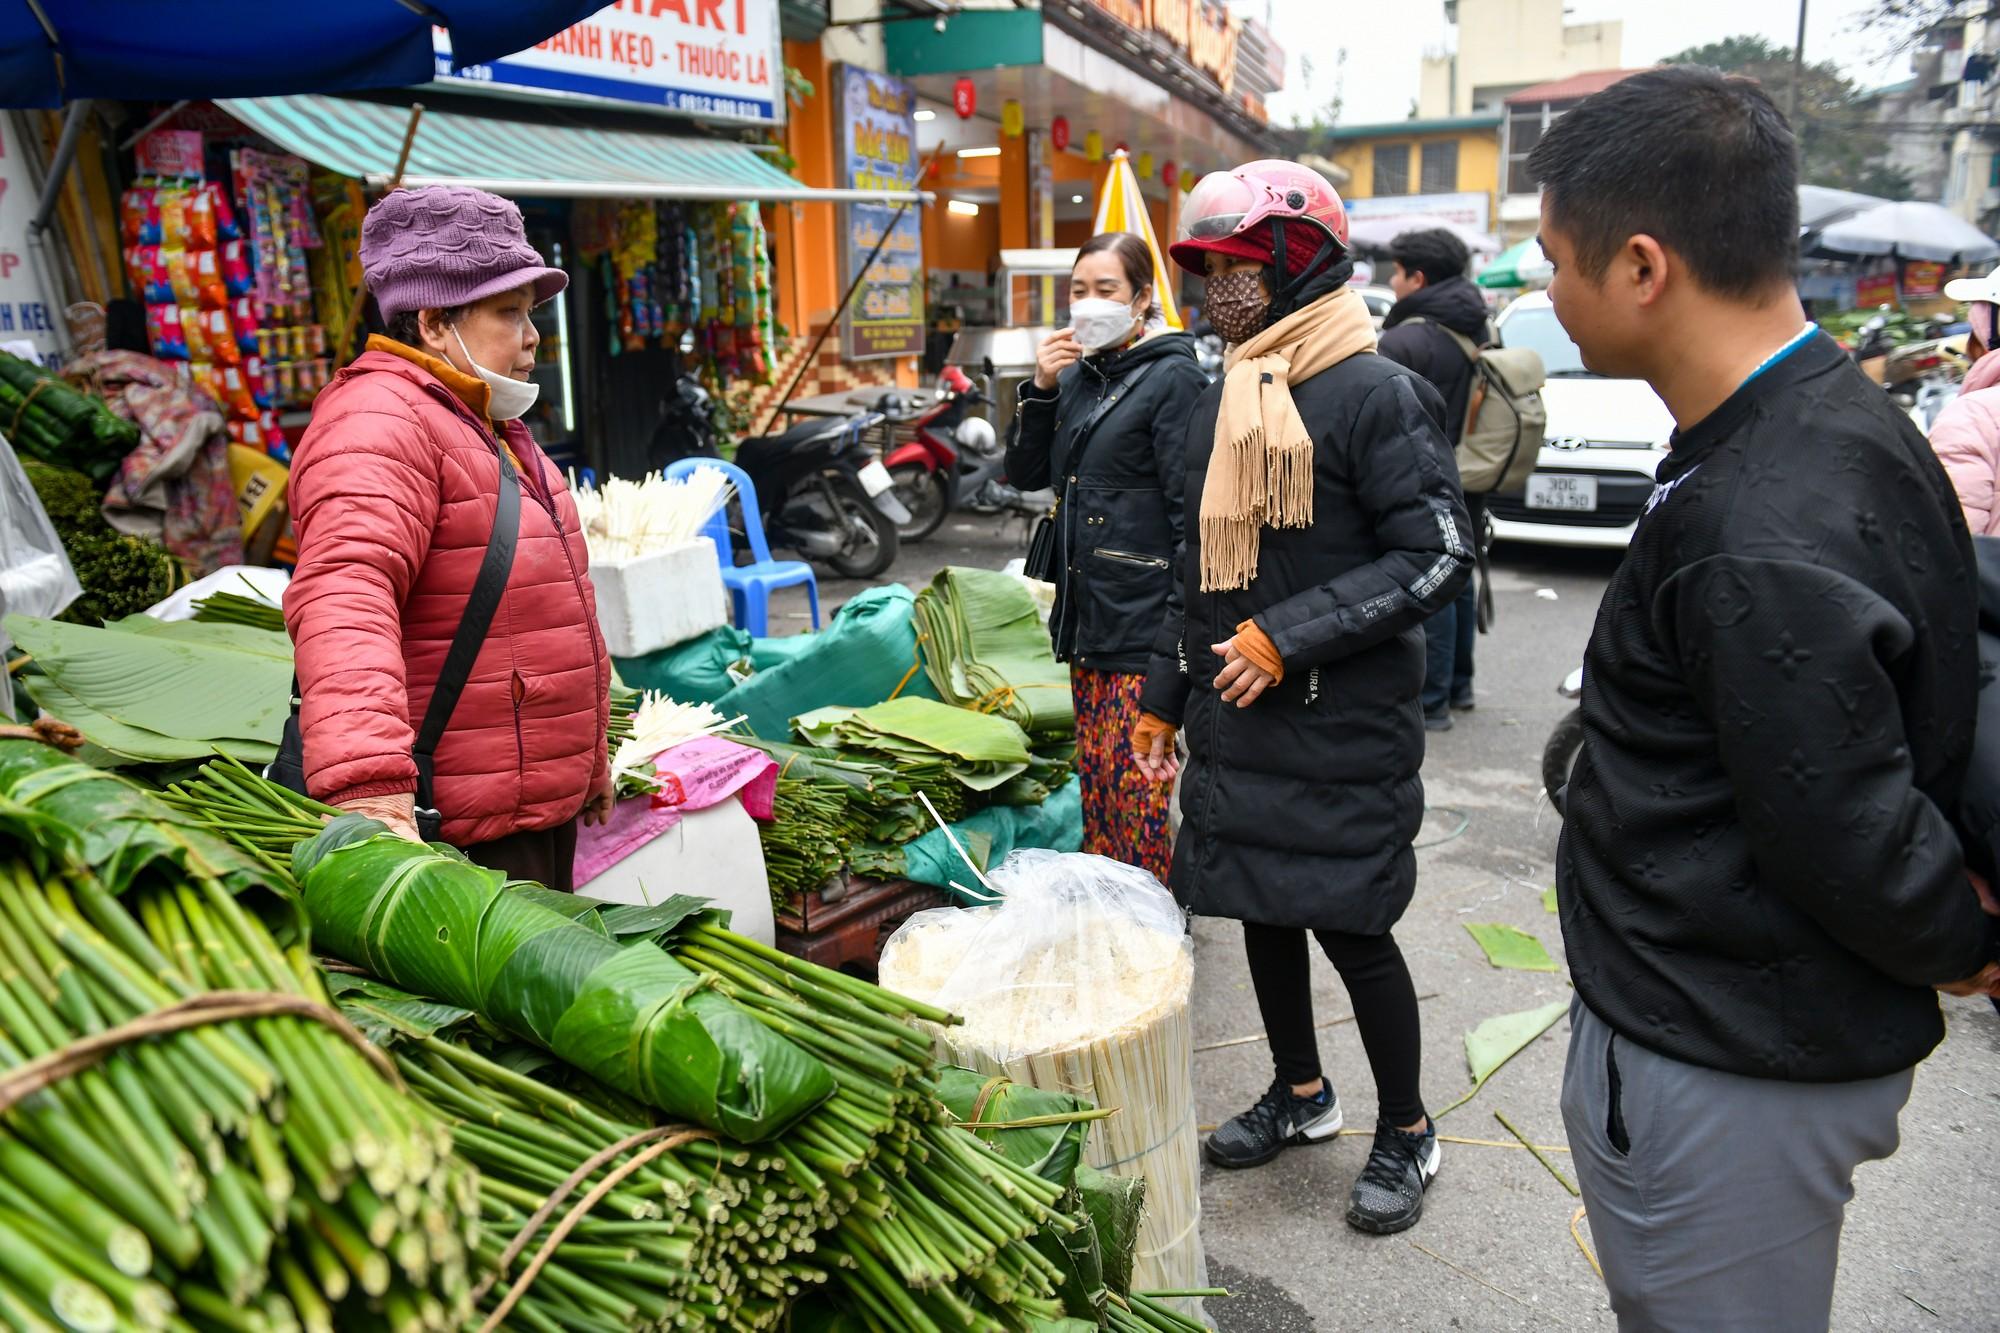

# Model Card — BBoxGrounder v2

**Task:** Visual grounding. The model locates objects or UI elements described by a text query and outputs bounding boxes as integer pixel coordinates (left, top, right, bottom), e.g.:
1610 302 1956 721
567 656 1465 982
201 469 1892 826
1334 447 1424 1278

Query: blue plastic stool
663 458 820 637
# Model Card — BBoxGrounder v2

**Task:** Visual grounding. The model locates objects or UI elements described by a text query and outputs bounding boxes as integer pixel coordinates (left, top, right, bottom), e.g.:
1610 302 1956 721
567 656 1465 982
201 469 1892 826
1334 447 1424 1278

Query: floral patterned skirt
1072 667 1174 884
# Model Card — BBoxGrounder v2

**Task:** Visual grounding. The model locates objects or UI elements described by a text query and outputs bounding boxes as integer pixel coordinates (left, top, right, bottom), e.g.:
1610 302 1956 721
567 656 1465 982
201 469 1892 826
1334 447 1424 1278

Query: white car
1484 291 1676 549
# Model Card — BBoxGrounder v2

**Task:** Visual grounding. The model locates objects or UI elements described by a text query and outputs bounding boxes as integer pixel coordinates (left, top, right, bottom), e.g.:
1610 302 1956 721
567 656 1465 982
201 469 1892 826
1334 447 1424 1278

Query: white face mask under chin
452 326 541 421
1069 297 1142 352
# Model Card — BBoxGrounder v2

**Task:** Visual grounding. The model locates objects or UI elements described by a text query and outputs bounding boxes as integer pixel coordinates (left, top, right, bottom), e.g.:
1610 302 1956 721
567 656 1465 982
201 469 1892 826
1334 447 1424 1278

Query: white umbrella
1797 184 1889 233
1812 200 2000 264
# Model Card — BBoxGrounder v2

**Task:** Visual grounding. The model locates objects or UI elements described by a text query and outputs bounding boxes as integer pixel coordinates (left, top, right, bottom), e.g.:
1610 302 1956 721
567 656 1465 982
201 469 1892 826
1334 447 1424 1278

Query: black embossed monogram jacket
1558 331 1994 1082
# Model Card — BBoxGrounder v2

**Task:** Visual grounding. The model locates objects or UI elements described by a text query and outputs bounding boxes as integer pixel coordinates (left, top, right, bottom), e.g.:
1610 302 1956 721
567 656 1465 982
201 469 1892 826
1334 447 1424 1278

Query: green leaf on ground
1543 885 1559 914
1465 999 1571 1088
1464 922 1560 972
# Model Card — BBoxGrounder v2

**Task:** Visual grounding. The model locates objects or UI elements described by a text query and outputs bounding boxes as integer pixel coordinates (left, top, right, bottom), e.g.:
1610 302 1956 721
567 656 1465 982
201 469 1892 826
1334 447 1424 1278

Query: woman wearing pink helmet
1133 160 1473 1234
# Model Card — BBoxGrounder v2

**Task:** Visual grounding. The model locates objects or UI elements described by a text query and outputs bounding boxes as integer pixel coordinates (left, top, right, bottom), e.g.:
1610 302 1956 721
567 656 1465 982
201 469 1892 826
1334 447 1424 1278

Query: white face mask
1070 297 1142 353
452 325 541 421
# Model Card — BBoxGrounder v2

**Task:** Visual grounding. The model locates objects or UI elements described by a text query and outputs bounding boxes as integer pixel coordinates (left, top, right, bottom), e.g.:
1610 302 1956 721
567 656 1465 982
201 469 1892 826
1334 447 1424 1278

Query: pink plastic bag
573 737 778 885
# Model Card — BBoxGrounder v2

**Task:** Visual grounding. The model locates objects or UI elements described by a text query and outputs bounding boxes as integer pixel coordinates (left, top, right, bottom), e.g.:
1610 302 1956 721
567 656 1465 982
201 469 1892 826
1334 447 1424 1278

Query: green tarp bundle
293 817 834 1141
0 351 138 481
856 778 1083 892
914 567 1073 741
613 624 752 705
717 585 940 740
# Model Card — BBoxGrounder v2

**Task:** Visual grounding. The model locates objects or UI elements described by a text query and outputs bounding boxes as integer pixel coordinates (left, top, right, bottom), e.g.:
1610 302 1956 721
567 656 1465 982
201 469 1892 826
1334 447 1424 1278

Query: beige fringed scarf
1201 287 1378 591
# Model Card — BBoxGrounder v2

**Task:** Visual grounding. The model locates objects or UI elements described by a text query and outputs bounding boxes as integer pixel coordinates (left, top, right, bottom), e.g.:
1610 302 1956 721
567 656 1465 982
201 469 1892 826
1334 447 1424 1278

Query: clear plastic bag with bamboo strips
877 849 1209 1320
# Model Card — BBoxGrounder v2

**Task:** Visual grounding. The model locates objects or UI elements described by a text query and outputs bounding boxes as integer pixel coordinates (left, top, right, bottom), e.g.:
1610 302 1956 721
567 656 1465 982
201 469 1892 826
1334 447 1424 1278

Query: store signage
432 0 784 125
1855 272 1900 308
0 119 59 365
1085 0 1239 93
1903 261 1946 298
835 66 925 361
1345 191 1491 232
135 130 205 179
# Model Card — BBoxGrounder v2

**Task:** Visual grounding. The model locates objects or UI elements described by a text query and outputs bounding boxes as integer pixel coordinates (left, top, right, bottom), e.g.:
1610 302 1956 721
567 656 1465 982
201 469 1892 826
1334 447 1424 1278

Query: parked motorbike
652 373 908 580
882 364 988 542
882 362 1050 541
1543 666 1585 808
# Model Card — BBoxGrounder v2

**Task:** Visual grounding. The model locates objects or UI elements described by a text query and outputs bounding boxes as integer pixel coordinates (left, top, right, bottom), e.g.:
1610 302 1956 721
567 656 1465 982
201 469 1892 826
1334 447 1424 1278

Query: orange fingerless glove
1132 712 1178 754
1234 620 1284 683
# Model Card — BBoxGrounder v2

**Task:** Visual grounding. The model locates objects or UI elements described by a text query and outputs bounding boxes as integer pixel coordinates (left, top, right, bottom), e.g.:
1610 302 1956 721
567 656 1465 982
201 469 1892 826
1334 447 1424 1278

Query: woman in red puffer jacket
285 185 611 889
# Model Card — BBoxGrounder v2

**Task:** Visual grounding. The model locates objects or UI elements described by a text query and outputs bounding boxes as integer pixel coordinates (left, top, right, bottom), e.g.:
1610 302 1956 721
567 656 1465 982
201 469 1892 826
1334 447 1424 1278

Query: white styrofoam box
576 795 775 945
592 538 729 658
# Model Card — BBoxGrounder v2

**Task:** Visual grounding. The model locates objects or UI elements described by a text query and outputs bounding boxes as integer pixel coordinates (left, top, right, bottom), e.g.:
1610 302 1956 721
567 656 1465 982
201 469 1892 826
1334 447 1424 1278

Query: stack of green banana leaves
4 611 291 765
0 739 475 1332
795 697 1068 813
0 353 137 482
25 461 183 625
191 592 287 634
913 567 1074 749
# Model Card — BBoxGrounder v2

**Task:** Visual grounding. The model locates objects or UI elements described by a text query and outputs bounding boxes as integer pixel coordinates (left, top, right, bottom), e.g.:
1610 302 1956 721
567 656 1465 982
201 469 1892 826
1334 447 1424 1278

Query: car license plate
1525 474 1599 512
857 460 895 497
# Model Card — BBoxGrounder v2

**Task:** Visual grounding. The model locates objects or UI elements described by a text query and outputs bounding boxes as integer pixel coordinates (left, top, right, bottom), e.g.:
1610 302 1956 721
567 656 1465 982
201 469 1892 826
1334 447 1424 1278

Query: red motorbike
882 365 996 543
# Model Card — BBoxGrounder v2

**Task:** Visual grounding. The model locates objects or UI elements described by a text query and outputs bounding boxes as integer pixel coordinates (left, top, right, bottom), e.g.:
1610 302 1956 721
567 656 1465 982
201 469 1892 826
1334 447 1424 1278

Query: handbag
1021 358 1163 584
269 444 522 842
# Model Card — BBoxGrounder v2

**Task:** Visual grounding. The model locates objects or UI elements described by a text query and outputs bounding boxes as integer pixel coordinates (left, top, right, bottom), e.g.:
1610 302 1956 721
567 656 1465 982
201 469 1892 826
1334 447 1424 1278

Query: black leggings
1242 921 1425 1127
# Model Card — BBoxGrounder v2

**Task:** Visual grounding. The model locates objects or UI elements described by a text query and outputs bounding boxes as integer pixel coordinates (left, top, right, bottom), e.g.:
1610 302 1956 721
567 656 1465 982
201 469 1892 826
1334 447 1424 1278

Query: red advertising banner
1855 272 1899 308
1902 261 1945 298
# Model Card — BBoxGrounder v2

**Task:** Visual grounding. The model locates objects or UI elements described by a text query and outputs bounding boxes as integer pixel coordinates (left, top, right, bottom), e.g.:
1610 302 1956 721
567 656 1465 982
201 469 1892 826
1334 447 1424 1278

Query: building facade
1495 69 1644 241
1419 0 1622 119
1319 115 1502 240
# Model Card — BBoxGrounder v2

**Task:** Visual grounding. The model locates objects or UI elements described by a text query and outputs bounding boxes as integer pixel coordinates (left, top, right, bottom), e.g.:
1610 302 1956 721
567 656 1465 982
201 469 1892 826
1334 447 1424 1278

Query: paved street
813 517 2000 1333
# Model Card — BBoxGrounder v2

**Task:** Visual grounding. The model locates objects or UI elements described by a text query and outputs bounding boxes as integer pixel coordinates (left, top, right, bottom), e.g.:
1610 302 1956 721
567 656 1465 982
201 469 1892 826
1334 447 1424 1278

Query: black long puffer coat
1141 289 1472 934
1005 331 1208 673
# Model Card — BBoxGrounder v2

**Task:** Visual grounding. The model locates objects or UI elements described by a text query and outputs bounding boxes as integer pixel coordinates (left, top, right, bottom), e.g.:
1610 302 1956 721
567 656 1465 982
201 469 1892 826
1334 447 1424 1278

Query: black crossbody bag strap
1065 357 1161 473
411 445 521 832
1025 358 1161 583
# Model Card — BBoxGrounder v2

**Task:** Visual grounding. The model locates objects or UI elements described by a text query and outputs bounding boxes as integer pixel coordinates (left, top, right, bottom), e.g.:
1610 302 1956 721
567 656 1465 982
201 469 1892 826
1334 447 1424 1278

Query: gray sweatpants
1559 998 1914 1332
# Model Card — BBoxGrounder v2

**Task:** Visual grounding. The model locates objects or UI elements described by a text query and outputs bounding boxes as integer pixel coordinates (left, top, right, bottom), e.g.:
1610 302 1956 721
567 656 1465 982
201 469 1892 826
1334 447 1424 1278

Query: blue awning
218 95 924 204
0 1 611 108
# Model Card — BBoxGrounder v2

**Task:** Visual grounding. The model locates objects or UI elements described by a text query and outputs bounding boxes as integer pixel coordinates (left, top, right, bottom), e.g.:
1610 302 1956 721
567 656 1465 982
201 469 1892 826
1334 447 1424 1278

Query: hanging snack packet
188 186 218 249
150 305 188 359
221 239 253 297
182 305 210 363
120 187 156 246
194 248 228 308
204 309 241 364
158 187 191 249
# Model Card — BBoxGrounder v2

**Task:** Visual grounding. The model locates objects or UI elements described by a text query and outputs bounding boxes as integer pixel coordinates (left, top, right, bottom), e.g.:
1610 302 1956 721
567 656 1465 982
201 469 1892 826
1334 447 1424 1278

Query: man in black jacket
1537 67 2000 1331
1379 228 1491 728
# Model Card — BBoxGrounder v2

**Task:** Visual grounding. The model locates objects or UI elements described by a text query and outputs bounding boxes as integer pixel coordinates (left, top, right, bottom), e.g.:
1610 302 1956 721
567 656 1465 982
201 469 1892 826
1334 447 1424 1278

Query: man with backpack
1379 228 1495 729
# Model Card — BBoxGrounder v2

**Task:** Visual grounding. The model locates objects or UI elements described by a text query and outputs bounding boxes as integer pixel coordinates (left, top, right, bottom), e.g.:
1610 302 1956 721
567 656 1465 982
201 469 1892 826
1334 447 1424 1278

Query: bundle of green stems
0 854 471 1332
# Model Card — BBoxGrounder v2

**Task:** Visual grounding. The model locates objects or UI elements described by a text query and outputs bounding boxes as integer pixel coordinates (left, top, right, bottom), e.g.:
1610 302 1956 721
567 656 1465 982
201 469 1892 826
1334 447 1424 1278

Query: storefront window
1420 141 1459 195
1373 143 1412 196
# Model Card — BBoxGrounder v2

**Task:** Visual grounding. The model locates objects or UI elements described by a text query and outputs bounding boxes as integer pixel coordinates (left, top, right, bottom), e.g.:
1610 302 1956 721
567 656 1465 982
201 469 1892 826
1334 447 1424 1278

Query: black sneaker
1345 1117 1441 1234
1423 706 1454 732
1204 1078 1343 1169
1450 690 1476 712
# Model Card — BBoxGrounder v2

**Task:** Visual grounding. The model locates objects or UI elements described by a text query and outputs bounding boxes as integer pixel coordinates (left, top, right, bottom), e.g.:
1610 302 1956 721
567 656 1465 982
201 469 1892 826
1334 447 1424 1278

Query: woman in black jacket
1005 231 1207 881
1136 162 1471 1235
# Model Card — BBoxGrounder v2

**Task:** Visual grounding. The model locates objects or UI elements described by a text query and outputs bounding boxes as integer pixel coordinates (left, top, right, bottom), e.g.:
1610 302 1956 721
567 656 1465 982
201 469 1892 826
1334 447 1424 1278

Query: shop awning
216 94 925 205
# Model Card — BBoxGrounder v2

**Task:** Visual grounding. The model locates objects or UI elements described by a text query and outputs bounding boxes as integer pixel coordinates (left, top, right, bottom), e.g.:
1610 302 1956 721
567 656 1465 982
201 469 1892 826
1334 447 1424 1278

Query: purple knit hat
360 186 567 322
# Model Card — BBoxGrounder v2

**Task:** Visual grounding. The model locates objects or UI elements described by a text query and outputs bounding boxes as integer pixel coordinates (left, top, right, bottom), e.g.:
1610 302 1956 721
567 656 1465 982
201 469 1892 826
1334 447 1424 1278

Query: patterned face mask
1204 268 1272 346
